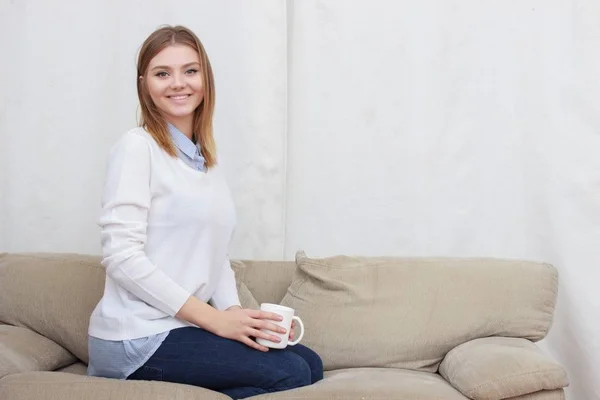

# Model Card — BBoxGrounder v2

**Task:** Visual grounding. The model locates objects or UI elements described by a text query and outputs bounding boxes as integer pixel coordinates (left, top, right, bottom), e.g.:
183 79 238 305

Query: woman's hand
208 308 287 352
289 319 297 341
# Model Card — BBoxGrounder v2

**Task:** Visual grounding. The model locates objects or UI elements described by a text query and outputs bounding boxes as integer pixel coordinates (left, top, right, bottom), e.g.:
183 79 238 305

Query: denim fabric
127 326 324 399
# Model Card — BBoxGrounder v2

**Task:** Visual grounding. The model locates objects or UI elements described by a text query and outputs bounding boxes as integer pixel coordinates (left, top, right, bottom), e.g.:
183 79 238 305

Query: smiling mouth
168 95 191 100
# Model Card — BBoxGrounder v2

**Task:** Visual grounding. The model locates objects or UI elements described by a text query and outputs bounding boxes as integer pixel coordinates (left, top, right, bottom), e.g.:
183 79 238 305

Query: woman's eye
186 69 199 75
155 71 169 77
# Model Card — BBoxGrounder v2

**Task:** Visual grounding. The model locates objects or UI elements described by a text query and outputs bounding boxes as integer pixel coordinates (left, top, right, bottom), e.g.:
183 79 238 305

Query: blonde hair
137 25 217 168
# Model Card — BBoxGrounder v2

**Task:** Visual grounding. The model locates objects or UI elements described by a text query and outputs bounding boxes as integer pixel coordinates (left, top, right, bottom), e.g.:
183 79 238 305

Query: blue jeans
127 327 324 399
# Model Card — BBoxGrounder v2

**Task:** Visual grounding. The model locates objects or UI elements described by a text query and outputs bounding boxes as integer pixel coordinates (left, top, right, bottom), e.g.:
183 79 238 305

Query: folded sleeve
209 257 241 311
98 133 191 316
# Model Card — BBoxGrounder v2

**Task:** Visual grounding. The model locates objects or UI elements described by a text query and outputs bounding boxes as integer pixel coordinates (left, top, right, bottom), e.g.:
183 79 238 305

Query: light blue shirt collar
168 123 199 158
168 123 206 172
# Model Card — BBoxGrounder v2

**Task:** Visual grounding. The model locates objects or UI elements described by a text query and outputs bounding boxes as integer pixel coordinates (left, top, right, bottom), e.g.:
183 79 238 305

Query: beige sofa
0 251 569 400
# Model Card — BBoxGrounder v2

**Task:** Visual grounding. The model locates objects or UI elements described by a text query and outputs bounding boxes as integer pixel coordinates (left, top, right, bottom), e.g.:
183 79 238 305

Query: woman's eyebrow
150 62 200 71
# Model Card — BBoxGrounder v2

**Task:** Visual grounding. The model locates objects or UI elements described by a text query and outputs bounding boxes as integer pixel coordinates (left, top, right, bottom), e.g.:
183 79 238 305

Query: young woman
87 25 323 399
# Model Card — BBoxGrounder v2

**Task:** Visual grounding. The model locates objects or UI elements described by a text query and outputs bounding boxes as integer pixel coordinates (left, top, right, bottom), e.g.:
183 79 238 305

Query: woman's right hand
208 308 287 352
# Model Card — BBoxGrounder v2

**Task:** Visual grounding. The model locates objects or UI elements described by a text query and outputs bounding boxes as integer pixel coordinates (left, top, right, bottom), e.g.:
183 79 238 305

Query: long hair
136 25 217 168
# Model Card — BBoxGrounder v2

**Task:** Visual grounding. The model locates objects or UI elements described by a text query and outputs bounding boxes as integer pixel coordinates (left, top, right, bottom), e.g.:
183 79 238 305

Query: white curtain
1 1 598 398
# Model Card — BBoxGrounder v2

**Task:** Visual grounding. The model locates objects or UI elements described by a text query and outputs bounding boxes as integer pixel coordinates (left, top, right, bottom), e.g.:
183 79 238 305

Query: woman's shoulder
108 127 157 157
114 127 154 146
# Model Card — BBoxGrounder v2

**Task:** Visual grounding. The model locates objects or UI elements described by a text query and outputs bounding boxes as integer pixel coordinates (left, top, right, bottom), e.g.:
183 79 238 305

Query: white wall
2 1 599 398
0 0 288 258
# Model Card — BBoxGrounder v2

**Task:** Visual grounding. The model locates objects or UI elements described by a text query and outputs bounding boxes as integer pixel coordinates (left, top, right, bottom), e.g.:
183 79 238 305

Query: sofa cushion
508 390 565 399
240 260 296 305
56 362 88 375
439 337 569 400
237 280 260 310
281 251 558 371
231 260 260 309
0 371 230 400
246 368 469 400
0 253 105 364
0 325 76 378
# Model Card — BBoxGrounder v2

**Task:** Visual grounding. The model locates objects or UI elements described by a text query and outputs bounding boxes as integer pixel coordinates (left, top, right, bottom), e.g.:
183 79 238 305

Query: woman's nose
170 73 185 89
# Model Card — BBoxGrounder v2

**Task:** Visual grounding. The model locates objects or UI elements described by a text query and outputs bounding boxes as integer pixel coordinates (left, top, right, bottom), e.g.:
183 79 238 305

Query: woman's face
144 44 204 127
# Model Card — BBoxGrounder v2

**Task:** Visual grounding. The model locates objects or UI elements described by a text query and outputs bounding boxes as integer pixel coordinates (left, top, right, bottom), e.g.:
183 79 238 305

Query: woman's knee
287 345 324 383
273 352 312 390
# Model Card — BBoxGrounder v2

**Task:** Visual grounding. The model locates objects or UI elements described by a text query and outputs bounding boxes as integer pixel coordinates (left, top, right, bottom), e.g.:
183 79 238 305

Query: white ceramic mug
256 303 305 349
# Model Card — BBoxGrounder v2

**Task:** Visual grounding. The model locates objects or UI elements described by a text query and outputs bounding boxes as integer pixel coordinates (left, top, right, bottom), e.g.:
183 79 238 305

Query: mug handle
288 316 304 346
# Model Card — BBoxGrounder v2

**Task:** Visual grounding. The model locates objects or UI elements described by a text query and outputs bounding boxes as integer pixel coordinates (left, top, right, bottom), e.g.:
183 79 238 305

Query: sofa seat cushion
0 325 76 378
508 390 565 400
281 251 558 371
56 362 88 375
439 337 569 400
0 371 230 400
246 367 469 400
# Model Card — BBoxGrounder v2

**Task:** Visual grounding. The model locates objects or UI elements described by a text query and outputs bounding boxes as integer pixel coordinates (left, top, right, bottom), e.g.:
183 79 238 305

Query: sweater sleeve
98 133 191 317
209 257 241 311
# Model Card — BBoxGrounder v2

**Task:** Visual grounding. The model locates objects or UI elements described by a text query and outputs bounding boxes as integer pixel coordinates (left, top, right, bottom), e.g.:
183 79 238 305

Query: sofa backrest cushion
0 253 105 363
280 251 559 372
230 260 260 310
238 260 296 305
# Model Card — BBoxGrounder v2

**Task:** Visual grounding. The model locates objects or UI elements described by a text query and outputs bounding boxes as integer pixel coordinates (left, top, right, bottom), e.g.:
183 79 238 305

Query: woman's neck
166 115 194 140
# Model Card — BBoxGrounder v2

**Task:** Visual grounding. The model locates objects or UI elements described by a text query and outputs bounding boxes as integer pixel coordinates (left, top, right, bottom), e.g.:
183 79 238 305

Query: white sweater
88 127 239 340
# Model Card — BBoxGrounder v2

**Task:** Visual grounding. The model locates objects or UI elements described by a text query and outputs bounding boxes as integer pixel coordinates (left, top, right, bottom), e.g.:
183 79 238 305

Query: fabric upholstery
0 325 76 378
281 251 559 371
0 253 105 363
56 362 88 375
0 371 230 400
0 252 566 400
246 367 469 400
508 390 565 400
239 260 296 305
439 337 569 400
231 260 261 310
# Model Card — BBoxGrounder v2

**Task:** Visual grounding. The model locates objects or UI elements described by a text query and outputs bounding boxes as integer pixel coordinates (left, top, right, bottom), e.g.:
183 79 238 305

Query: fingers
290 320 296 340
254 320 287 335
246 309 284 322
242 310 287 335
241 336 269 352
248 328 281 344
243 312 287 334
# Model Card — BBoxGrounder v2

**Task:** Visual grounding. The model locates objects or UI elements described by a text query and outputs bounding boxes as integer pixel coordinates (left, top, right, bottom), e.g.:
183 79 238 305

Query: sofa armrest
439 337 568 400
0 325 76 378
